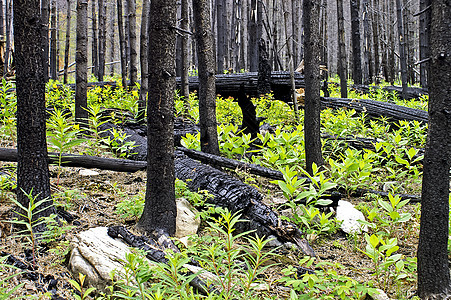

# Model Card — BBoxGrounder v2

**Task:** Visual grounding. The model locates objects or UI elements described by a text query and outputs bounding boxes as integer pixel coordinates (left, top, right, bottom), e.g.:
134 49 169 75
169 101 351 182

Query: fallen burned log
174 151 315 256
352 84 428 100
0 147 146 172
98 122 315 255
321 97 429 123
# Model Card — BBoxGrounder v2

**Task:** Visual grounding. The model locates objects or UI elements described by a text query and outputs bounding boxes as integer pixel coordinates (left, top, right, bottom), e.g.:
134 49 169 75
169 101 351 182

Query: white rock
69 227 133 290
175 198 201 239
336 200 368 234
360 288 390 300
78 169 100 176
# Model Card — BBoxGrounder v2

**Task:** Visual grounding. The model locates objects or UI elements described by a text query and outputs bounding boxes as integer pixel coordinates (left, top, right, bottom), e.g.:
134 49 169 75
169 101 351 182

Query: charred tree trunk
14 0 55 225
3 0 11 76
417 1 451 297
395 0 408 99
75 0 88 127
97 0 107 81
193 0 220 155
41 0 50 81
63 0 71 84
116 0 127 88
180 0 190 99
418 0 430 89
137 0 150 123
248 0 258 72
49 0 58 80
362 0 371 84
91 0 99 78
350 0 362 85
127 0 137 87
304 0 324 174
108 1 116 77
138 0 177 236
336 0 348 98
216 0 226 73
371 0 380 81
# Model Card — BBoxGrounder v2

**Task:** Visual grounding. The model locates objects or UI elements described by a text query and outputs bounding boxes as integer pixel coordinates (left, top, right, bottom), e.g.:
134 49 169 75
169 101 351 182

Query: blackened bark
193 0 220 155
116 0 127 88
75 0 88 126
108 1 116 76
49 0 58 80
127 0 137 87
137 0 150 122
371 0 380 81
63 0 71 84
4 0 11 76
41 0 50 81
216 0 226 73
417 1 451 297
336 0 348 98
395 0 408 99
282 0 300 122
14 0 55 223
350 0 362 85
138 0 177 236
248 0 258 72
237 86 258 140
419 0 431 88
362 0 371 84
180 0 190 99
91 0 98 78
303 0 324 174
97 0 107 81
257 39 271 94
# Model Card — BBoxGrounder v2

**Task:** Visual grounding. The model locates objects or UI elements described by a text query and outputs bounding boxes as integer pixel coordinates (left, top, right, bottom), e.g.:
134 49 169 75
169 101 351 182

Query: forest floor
0 160 420 299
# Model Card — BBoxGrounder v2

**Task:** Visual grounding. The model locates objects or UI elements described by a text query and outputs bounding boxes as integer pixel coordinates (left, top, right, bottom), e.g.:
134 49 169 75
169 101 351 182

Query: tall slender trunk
336 0 347 98
238 0 246 70
127 0 137 87
371 0 380 81
216 0 225 73
15 0 55 226
137 0 149 122
116 0 127 87
50 0 57 80
0 0 4 39
109 0 116 76
303 0 324 174
4 0 11 76
180 0 190 98
75 0 88 126
63 0 71 84
419 0 430 88
395 0 408 99
193 0 219 155
41 0 50 81
350 0 362 84
138 0 177 237
91 0 98 78
248 0 258 72
362 0 371 84
417 1 451 297
97 0 106 81
282 0 300 123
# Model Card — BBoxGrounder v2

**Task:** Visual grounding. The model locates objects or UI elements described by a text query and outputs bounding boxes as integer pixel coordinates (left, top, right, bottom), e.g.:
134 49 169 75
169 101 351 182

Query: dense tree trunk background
75 0 88 126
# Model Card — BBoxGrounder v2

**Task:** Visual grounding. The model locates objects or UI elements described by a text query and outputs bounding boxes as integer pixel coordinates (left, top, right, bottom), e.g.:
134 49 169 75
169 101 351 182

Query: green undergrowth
0 77 433 299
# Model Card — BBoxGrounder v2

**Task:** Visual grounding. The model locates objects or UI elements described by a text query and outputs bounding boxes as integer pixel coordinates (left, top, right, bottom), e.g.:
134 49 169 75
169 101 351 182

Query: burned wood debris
351 84 428 100
321 97 428 124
